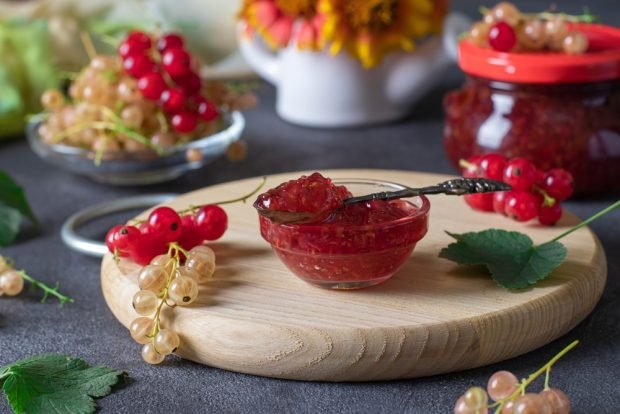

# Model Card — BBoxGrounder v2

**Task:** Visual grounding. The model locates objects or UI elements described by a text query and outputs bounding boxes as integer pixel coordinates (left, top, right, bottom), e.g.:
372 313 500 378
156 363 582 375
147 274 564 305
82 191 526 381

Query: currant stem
493 340 579 414
550 200 620 243
149 243 181 340
175 176 267 216
18 271 75 306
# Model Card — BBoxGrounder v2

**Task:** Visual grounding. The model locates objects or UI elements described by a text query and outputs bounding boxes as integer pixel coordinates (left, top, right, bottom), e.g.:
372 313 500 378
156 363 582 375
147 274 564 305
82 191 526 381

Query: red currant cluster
461 154 574 225
105 204 227 265
469 2 589 54
118 31 219 134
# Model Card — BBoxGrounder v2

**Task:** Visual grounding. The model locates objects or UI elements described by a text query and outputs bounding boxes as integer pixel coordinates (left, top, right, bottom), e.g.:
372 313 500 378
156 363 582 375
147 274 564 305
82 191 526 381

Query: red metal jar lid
458 23 620 83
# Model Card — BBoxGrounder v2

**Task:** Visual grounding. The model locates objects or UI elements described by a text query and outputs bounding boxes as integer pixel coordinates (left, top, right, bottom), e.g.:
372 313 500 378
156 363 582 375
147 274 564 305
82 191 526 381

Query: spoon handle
342 178 511 206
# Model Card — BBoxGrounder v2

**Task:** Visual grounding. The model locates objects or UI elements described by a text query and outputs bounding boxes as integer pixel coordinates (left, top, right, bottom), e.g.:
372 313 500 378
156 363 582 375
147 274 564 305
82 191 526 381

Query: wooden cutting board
101 170 607 381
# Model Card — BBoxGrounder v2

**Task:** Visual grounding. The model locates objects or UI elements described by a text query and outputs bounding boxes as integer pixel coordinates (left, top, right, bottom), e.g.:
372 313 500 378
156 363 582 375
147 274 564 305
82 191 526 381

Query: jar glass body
443 76 620 195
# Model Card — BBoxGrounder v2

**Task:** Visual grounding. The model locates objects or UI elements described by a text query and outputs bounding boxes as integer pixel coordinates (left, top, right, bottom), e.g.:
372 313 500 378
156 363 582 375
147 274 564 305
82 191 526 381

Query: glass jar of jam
444 23 620 195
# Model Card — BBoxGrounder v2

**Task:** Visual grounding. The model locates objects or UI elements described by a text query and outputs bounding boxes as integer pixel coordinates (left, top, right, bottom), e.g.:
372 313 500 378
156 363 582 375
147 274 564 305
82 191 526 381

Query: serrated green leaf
0 203 21 247
0 354 125 414
0 169 37 224
439 229 567 289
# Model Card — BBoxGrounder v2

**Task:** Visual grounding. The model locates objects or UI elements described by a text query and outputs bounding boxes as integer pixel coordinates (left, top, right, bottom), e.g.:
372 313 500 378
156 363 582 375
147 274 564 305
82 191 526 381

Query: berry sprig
0 255 74 306
460 154 574 226
106 178 266 265
469 2 594 54
454 340 577 413
129 242 217 364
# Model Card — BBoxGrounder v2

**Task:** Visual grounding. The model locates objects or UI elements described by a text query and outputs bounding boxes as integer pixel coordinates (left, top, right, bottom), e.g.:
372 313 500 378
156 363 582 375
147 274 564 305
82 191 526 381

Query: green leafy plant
440 200 620 289
0 354 126 414
0 18 60 138
0 170 37 246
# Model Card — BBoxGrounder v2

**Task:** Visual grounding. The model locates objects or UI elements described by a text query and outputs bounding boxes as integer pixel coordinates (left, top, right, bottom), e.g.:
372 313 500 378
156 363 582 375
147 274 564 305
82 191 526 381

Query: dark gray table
1 1 619 412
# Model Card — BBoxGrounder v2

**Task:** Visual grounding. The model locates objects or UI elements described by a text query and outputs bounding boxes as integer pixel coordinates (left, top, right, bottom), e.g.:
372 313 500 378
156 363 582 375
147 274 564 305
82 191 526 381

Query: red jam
254 172 351 218
257 175 430 289
444 77 620 195
445 24 620 195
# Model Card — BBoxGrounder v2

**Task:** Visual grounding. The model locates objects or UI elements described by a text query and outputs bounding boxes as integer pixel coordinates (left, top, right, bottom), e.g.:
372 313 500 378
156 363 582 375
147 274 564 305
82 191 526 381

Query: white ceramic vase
238 13 471 128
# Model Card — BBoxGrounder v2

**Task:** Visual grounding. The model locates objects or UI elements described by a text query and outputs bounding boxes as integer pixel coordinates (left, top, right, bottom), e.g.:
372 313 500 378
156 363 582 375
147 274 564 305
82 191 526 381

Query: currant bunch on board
461 154 574 225
105 178 264 364
468 2 590 54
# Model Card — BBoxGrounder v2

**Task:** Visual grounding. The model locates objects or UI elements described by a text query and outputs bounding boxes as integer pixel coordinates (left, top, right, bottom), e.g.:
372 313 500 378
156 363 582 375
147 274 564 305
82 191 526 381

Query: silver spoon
255 177 511 224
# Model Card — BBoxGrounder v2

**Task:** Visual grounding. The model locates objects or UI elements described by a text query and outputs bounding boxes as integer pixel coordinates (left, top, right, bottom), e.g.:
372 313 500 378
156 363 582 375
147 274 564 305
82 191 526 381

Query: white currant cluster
128 244 216 364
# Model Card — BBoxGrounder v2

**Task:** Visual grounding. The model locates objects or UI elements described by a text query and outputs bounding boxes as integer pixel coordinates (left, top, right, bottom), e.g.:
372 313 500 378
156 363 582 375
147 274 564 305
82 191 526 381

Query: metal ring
61 194 177 257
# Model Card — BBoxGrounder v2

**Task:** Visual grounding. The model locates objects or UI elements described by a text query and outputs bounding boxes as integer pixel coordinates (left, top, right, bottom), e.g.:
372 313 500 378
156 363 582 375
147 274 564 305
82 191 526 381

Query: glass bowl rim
261 178 431 233
27 110 244 161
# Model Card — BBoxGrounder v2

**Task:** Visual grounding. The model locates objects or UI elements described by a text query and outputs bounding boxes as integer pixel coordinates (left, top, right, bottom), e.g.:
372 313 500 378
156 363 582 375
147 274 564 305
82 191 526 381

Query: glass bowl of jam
257 176 430 289
444 23 620 195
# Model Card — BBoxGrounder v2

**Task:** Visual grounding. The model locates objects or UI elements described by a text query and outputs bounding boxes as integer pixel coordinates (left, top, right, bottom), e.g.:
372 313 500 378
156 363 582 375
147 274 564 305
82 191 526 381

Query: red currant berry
175 72 202 96
543 169 574 201
488 21 517 52
461 156 482 178
147 207 182 242
162 48 191 78
505 191 540 222
493 191 508 214
195 205 228 241
138 222 150 234
196 98 219 121
178 215 203 250
478 153 507 181
129 233 167 265
539 203 563 226
160 88 186 113
114 225 141 252
157 33 184 53
105 225 124 254
125 31 152 49
137 72 166 100
464 193 494 212
503 158 539 191
122 54 156 78
171 111 198 133
118 41 147 59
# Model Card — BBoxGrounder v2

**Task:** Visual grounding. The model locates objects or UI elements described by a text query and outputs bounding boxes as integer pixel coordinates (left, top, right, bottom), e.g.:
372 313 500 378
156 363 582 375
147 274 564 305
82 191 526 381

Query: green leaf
0 18 60 138
0 354 126 414
439 229 567 289
0 169 37 224
0 203 21 246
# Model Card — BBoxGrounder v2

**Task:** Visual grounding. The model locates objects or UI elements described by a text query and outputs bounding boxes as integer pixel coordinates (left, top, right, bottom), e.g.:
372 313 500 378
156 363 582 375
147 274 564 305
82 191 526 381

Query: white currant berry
185 245 216 283
0 270 24 296
138 265 168 293
129 317 155 344
154 329 180 355
168 276 199 305
141 342 165 364
132 290 159 316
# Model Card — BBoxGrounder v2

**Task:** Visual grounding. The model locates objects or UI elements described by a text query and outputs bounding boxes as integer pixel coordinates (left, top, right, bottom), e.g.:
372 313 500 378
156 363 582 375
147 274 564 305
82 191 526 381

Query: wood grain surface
101 170 607 381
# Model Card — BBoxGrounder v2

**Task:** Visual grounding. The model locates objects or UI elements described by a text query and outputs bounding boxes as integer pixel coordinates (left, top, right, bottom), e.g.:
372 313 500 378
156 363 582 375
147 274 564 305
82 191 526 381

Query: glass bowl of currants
27 31 255 185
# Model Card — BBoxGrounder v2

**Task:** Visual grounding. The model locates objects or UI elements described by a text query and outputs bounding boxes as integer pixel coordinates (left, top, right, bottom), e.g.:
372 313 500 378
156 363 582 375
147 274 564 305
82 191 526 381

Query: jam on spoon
254 173 511 224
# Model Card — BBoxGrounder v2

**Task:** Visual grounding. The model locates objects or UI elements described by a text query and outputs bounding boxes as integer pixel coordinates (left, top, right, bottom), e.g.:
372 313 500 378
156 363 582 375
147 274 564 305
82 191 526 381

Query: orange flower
239 0 321 50
318 0 447 68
